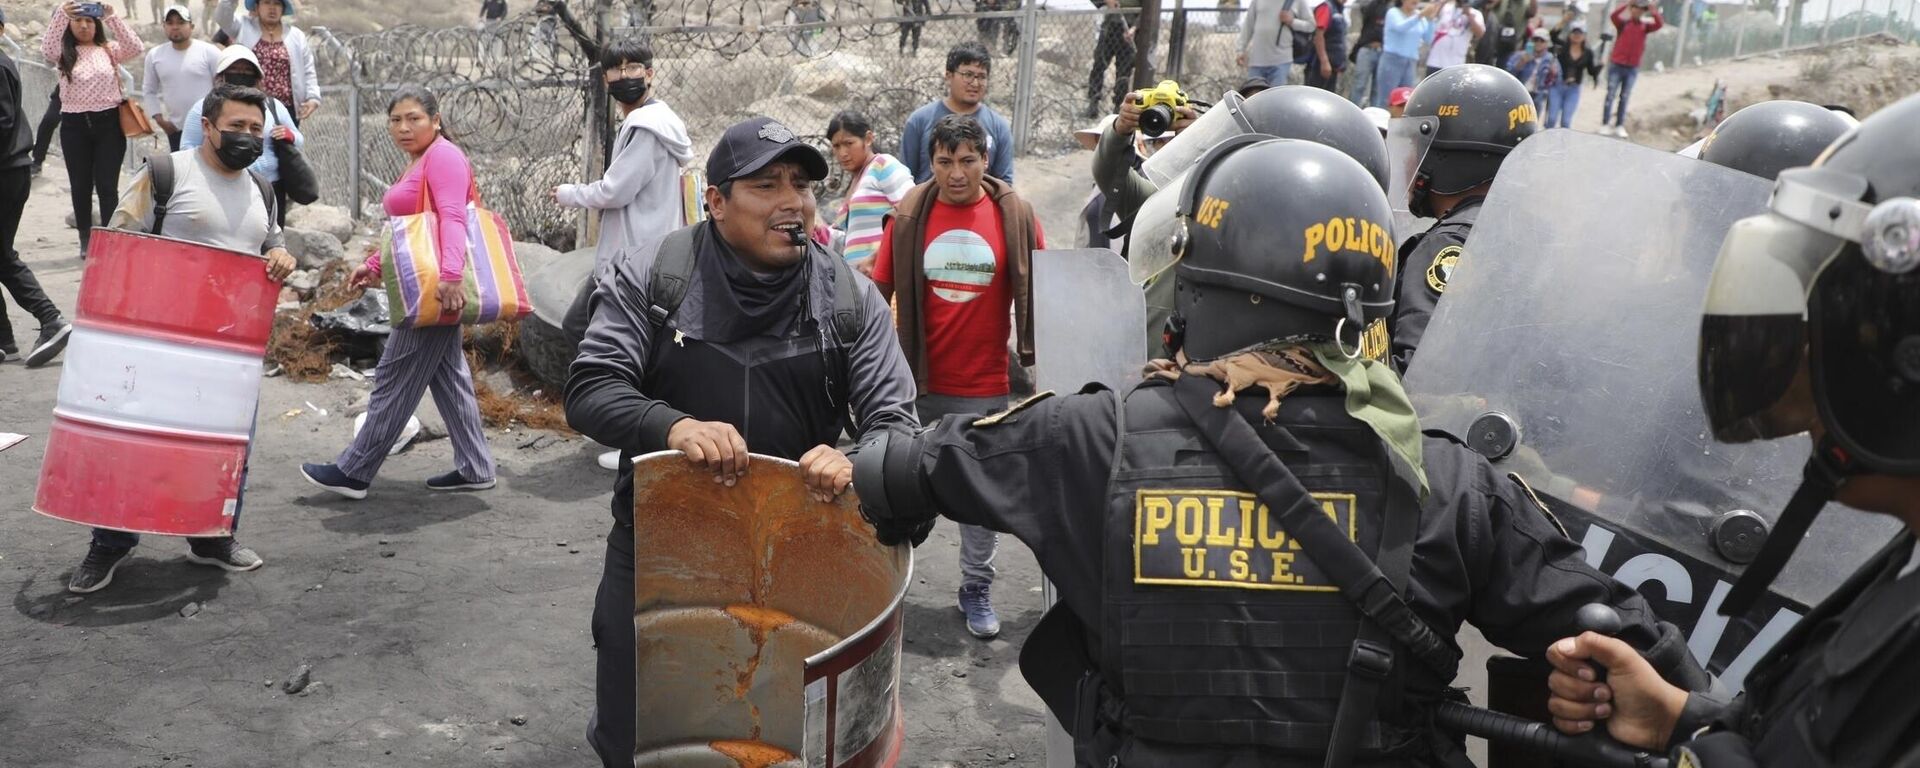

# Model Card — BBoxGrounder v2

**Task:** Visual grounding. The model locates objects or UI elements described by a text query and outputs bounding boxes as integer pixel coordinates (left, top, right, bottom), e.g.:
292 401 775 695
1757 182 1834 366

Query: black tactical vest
1097 379 1430 764
1734 533 1920 767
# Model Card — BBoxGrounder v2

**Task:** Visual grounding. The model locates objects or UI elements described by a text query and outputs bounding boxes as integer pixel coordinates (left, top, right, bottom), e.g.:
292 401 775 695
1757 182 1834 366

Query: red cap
1389 87 1413 108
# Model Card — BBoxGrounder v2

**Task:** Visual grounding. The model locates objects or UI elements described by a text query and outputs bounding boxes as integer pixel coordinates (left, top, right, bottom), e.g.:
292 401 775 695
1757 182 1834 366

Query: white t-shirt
1426 3 1482 70
143 40 223 127
118 150 275 255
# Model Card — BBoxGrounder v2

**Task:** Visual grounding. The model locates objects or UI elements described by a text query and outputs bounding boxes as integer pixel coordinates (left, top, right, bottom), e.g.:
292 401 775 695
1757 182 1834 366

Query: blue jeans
1547 82 1582 128
1349 45 1382 107
1247 64 1290 86
1374 51 1419 107
1603 64 1639 126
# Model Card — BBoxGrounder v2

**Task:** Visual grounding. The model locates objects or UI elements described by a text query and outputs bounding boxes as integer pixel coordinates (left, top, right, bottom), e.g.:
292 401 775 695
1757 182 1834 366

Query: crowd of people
1252 0 1665 136
6 1 1918 766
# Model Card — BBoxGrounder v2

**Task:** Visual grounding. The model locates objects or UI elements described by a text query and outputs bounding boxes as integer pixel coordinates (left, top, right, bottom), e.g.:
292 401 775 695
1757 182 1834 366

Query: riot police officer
1694 99 1853 181
853 138 1704 767
1117 85 1393 358
1544 93 1920 768
1387 64 1538 372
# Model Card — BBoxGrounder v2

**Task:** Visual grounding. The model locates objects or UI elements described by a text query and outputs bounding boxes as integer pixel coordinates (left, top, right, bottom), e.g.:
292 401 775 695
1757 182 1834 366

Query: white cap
216 44 261 75
1363 107 1391 136
163 4 192 21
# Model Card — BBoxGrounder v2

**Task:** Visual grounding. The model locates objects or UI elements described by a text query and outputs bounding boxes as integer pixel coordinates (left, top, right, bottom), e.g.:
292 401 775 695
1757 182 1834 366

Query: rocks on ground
284 227 346 269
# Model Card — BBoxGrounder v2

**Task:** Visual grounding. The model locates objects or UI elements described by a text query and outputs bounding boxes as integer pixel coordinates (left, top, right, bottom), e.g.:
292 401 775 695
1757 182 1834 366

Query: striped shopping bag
383 188 535 329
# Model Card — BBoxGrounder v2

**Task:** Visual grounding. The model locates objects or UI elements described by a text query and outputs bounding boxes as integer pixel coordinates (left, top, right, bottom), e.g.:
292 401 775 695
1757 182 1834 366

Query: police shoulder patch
1426 245 1462 296
1506 472 1568 539
971 391 1055 427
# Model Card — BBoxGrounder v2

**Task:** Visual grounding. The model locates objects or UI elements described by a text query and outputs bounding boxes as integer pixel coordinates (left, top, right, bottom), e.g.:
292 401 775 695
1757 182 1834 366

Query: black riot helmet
1391 64 1540 217
1697 100 1854 181
1169 137 1397 361
1139 86 1392 192
1239 85 1391 190
1701 92 1920 617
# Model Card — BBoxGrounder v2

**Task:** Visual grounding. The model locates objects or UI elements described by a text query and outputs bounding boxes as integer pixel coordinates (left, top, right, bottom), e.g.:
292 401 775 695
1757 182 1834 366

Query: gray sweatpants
335 325 495 484
915 393 1006 588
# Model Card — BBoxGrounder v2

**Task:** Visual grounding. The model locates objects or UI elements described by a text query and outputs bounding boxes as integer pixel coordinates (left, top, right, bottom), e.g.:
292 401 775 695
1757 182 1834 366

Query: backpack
643 225 866 347
1290 0 1318 65
148 153 276 236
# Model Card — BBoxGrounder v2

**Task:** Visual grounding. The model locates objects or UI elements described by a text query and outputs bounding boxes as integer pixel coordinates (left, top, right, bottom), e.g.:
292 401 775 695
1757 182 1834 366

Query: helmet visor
1699 211 1841 443
1139 91 1253 188
1386 116 1438 226
1127 166 1193 286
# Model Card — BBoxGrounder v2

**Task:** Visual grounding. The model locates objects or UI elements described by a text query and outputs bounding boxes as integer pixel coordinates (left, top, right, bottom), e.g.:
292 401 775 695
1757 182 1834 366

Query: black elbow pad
851 428 936 532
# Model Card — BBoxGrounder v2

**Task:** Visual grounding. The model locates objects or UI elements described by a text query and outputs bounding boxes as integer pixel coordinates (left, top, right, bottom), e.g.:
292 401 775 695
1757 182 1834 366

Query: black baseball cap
705 117 830 184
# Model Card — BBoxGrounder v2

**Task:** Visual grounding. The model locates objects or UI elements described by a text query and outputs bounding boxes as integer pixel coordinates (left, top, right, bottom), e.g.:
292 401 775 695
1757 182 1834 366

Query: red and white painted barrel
35 229 278 537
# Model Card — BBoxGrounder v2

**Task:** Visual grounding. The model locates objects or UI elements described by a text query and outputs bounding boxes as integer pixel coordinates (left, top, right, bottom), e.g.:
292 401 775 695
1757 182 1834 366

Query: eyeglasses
950 70 990 84
610 63 648 77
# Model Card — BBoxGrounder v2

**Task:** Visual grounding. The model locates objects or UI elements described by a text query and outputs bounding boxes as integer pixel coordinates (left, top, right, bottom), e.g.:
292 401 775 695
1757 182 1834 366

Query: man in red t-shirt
874 114 1043 639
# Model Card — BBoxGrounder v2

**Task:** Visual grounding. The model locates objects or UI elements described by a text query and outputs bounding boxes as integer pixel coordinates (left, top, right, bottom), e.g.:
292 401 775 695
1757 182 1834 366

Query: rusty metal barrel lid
633 451 911 768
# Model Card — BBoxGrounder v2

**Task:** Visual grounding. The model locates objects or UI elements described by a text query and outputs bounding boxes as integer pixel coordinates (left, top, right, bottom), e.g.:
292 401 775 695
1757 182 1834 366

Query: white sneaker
597 450 621 471
1616 126 1632 140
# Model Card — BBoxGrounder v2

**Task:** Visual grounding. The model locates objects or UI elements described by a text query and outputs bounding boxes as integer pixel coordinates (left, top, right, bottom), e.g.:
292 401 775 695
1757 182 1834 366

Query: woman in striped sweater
826 111 912 276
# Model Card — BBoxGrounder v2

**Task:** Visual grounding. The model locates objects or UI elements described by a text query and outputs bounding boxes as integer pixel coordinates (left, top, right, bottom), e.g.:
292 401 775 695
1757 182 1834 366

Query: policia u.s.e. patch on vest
1134 489 1357 591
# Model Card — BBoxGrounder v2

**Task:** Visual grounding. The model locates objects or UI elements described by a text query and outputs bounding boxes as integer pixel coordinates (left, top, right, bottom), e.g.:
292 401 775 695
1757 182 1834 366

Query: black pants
166 128 183 152
60 109 126 251
1088 21 1136 108
0 166 58 350
897 0 928 53
32 88 60 168
1304 62 1342 91
588 526 636 768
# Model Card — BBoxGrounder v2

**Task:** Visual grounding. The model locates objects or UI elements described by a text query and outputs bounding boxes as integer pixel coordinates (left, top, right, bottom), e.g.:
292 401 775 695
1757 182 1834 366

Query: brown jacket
884 175 1038 393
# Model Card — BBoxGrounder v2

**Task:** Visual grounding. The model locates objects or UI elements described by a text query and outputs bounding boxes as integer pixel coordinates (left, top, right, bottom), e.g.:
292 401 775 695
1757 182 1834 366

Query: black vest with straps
1726 533 1920 767
1093 379 1443 765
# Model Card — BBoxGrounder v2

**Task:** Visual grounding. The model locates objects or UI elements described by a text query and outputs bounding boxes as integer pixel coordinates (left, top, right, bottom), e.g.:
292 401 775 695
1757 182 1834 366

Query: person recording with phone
42 0 142 257
1505 27 1560 117
1377 0 1438 106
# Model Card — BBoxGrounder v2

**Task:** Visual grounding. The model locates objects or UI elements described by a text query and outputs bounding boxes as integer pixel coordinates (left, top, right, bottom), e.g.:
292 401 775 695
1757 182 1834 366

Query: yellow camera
1136 80 1189 137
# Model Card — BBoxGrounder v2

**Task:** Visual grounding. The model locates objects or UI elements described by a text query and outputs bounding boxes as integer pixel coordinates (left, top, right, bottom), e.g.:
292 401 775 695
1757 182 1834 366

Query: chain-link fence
19 0 1907 248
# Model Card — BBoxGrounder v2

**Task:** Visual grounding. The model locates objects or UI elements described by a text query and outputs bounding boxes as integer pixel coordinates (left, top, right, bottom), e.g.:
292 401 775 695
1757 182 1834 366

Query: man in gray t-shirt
69 86 296 595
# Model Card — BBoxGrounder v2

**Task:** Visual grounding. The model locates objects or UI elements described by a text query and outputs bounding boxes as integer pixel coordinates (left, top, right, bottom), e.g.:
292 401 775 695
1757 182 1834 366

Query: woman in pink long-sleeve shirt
43 1 142 254
301 86 497 499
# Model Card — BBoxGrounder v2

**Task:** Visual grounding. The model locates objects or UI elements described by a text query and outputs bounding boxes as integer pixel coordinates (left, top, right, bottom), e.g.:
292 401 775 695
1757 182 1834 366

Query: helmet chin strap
1719 435 1856 618
1408 171 1434 219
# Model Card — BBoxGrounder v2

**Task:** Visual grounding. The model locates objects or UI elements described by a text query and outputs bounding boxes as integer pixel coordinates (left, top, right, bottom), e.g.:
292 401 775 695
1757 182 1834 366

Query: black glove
863 504 936 548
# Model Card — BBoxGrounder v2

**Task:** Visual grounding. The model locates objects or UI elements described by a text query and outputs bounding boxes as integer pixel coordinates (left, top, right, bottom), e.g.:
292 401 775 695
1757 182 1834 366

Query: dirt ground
3 39 1917 766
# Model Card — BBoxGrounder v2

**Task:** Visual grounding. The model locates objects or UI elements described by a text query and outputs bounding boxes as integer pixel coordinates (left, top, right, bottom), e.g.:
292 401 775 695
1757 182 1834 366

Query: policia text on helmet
1393 64 1539 220
1162 135 1396 362
1547 93 1920 768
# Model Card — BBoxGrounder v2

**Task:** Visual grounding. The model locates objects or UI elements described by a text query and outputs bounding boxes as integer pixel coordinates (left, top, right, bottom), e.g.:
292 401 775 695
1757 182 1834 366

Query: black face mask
608 77 649 106
214 131 264 171
224 73 261 88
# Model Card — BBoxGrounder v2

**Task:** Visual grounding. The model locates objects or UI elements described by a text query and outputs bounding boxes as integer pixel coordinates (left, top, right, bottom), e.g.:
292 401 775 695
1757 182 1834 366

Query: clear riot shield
1032 248 1145 768
1034 248 1149 394
632 452 910 768
1402 130 1902 692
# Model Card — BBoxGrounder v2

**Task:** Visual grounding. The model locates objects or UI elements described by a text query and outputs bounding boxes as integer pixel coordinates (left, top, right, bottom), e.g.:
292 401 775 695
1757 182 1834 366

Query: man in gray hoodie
554 39 696 269
555 39 696 468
